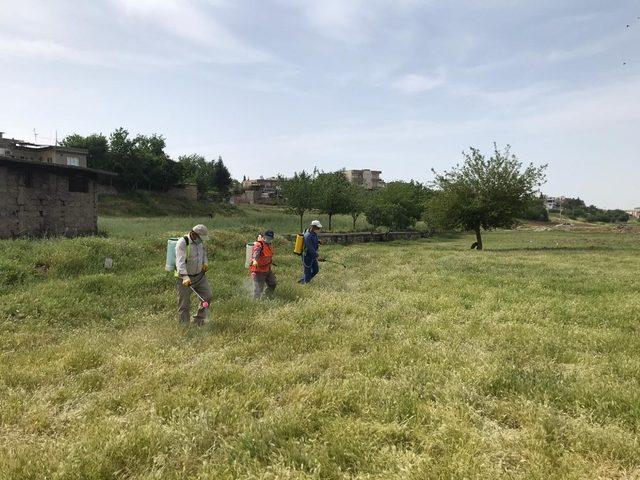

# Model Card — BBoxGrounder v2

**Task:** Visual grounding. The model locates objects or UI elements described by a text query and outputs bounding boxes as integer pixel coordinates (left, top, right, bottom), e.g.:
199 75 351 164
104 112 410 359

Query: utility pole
33 128 38 143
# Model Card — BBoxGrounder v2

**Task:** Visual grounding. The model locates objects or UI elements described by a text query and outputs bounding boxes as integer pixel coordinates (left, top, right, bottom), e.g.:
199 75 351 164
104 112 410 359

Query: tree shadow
483 246 618 252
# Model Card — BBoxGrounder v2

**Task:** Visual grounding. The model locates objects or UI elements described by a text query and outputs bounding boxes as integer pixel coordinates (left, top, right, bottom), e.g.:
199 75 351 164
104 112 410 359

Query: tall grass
1 214 639 478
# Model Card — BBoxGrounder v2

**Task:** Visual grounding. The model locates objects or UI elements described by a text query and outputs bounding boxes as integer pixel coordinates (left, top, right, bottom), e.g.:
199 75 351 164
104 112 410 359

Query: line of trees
281 145 549 250
61 129 233 197
281 170 430 232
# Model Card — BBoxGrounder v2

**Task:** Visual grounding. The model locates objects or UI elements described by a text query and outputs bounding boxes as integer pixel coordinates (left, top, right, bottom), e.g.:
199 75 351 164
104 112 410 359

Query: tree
212 156 233 198
281 171 316 232
346 184 369 231
61 134 110 170
521 196 549 222
427 144 546 250
365 181 429 231
314 171 352 230
108 128 141 190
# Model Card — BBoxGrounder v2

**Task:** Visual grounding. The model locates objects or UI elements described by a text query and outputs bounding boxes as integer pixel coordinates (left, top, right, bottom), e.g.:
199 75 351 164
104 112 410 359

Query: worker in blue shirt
299 220 323 284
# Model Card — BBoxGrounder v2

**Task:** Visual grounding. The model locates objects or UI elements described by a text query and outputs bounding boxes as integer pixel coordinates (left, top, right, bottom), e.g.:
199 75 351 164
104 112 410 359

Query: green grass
1 212 640 479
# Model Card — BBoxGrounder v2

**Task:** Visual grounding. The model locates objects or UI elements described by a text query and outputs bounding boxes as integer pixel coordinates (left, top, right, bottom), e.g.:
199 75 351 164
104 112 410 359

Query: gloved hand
182 277 192 286
202 263 209 272
251 260 259 268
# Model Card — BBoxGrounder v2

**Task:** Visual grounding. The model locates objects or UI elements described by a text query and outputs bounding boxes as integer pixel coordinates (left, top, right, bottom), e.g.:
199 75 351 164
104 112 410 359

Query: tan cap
192 224 209 241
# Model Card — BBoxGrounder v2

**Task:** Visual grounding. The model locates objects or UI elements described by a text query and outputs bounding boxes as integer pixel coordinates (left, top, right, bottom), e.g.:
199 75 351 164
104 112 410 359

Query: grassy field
1 211 640 479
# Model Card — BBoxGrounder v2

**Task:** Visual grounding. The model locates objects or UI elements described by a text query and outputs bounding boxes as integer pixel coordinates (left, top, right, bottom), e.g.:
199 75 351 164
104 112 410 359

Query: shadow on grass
484 246 618 252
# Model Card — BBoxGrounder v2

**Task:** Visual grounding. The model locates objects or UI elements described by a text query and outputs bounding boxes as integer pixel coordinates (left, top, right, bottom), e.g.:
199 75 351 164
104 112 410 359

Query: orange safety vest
249 241 273 273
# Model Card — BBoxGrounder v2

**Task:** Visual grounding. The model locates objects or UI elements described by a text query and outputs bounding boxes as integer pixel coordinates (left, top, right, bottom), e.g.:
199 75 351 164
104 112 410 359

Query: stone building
343 169 385 189
0 135 114 238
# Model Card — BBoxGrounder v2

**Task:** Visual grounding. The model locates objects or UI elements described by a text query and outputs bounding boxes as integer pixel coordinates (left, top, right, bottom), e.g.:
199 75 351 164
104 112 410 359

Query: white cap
192 224 209 240
310 220 323 228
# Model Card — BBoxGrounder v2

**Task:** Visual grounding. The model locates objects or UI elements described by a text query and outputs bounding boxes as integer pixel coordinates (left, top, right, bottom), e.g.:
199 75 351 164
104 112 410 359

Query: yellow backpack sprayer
293 233 304 255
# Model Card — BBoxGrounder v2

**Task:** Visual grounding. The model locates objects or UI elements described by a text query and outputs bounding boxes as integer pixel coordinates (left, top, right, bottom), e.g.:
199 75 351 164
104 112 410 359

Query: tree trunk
299 213 304 233
352 214 357 231
328 214 333 231
474 225 483 250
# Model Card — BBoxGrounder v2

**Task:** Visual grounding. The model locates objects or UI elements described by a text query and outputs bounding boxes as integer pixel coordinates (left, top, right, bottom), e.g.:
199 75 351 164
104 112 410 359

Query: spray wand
319 258 347 269
189 285 209 308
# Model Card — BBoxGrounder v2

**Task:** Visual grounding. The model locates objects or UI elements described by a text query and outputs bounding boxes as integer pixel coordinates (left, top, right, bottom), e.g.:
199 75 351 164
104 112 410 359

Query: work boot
192 316 205 326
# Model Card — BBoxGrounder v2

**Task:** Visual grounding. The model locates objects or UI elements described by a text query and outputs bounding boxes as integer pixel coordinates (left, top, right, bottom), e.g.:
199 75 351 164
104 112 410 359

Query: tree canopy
280 171 316 232
314 171 352 230
61 129 232 196
365 181 429 231
426 144 546 250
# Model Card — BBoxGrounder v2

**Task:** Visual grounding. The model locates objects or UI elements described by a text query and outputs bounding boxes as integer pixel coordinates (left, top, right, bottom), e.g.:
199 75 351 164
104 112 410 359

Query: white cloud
391 71 445 94
110 0 272 63
280 0 420 44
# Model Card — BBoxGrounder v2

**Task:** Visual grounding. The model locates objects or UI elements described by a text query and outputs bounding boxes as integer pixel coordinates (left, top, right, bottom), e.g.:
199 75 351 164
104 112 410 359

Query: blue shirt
303 230 319 259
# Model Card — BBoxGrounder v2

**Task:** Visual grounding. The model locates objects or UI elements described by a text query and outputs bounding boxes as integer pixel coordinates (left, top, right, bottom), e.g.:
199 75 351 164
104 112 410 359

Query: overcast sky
1 0 638 208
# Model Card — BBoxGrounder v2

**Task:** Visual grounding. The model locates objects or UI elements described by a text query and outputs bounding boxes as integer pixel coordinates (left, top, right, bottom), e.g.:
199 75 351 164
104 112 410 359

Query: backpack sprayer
165 237 209 308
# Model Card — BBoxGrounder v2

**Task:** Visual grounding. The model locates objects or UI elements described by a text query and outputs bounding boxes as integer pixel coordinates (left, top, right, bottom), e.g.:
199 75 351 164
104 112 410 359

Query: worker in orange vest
250 230 277 299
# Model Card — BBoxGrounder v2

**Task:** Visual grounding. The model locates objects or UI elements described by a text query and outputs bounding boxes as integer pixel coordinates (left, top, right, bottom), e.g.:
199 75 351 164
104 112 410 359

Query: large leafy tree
314 171 352 230
281 171 316 232
427 144 546 250
365 181 429 231
212 156 233 197
108 128 141 190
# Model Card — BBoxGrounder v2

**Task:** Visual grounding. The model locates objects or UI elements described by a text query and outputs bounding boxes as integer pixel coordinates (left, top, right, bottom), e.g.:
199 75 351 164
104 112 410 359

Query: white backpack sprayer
165 236 209 309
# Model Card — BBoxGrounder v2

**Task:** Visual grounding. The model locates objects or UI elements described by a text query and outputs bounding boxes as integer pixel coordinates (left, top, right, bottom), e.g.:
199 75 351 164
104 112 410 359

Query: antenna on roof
33 128 38 144
55 130 58 146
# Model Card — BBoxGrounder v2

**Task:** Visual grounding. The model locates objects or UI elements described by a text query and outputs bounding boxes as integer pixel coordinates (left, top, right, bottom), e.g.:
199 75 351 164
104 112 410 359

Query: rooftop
0 155 116 176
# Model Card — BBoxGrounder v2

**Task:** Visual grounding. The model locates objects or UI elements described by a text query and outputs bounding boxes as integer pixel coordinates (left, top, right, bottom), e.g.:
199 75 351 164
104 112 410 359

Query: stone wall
287 230 429 245
0 164 97 238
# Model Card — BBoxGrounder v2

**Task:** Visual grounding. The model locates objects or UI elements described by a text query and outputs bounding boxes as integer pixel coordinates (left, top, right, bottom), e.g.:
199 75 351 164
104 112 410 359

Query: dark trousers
176 274 212 324
301 256 319 284
252 270 277 299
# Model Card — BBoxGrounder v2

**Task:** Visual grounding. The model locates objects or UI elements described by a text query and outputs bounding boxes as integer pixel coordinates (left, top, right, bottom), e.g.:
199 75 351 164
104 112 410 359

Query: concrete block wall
0 165 98 238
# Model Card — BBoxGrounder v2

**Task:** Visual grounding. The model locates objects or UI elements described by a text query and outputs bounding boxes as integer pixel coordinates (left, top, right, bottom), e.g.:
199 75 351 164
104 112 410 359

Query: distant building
0 133 88 168
626 207 640 219
0 132 115 238
235 176 282 205
343 169 385 189
544 195 565 210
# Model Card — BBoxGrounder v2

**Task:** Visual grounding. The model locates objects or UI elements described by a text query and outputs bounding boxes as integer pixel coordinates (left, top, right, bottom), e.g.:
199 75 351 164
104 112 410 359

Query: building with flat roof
343 169 385 189
0 132 88 168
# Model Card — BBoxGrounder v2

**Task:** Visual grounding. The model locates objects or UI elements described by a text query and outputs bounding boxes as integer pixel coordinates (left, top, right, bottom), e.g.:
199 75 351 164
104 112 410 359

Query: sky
1 0 638 208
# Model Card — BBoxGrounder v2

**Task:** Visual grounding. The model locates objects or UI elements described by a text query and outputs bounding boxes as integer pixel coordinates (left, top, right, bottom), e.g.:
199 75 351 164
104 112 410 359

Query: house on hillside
0 132 115 238
626 207 640 219
544 195 565 210
343 169 385 189
235 176 282 204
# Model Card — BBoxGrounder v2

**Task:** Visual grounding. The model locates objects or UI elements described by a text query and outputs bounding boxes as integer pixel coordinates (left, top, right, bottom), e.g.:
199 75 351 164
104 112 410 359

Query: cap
310 220 323 228
192 224 209 241
262 230 275 243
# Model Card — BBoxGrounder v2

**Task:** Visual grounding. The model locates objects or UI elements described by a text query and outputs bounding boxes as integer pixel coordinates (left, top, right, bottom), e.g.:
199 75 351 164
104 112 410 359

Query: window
68 175 89 193
66 156 80 167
